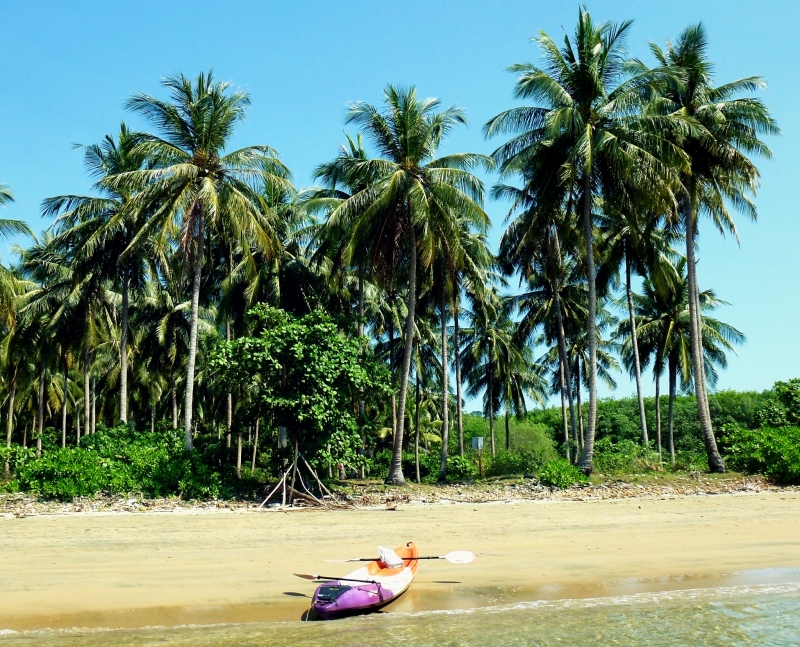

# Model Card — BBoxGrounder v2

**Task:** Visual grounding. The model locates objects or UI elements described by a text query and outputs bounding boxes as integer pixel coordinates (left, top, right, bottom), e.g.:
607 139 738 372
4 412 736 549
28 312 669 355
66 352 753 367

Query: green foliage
725 425 800 484
6 425 224 501
446 454 477 480
211 306 391 468
538 459 588 489
773 379 800 424
593 437 663 474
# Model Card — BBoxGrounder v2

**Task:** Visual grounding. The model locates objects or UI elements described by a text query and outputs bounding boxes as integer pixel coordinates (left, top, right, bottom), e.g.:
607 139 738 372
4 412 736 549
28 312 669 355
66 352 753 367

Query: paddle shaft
295 573 379 585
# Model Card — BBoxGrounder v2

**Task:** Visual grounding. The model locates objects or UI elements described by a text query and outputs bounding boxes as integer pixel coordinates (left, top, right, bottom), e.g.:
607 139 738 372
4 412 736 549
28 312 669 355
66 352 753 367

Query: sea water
2 580 799 646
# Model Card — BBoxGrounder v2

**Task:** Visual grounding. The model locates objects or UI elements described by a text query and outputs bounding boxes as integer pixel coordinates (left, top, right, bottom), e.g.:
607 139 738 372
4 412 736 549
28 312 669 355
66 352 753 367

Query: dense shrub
538 459 587 488
593 438 662 474
5 425 224 501
724 425 800 483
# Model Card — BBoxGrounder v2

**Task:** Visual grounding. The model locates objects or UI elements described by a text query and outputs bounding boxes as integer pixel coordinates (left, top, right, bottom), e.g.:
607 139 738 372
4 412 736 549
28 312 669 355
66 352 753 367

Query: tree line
0 11 777 486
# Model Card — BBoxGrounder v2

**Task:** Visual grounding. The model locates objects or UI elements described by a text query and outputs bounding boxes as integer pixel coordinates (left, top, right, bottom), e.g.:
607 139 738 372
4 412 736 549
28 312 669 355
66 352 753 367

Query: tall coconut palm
113 71 293 450
625 258 744 463
651 24 778 472
327 85 490 484
596 191 679 446
486 8 688 474
42 123 153 425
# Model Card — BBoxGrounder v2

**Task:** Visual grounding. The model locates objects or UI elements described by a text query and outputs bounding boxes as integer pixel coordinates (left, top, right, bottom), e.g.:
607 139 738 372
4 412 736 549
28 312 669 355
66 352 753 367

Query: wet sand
1 491 799 631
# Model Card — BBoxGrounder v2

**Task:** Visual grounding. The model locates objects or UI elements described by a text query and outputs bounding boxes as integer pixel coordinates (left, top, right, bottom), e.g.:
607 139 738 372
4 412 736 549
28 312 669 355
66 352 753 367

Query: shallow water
3 580 799 647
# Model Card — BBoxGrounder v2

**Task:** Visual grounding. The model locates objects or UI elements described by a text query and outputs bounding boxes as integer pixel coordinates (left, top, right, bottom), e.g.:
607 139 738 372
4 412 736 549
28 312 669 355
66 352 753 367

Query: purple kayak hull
312 581 398 620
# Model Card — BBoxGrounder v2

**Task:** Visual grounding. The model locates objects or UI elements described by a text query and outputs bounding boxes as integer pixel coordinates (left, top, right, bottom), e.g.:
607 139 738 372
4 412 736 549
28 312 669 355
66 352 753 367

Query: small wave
396 580 800 619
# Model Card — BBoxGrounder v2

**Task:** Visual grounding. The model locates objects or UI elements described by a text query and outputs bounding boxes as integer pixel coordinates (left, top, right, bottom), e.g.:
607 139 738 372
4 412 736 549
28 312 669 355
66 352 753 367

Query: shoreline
1 489 799 632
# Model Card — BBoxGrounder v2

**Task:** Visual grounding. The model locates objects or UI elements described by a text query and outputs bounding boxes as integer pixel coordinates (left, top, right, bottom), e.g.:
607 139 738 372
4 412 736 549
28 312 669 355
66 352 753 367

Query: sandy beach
1 491 799 632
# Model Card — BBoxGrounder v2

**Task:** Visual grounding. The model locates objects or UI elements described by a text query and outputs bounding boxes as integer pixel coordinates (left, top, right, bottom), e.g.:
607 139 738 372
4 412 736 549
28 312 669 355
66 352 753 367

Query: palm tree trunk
76 407 80 443
625 249 649 445
552 229 578 445
151 404 156 435
454 287 464 456
61 365 68 448
668 355 677 466
91 375 96 435
438 274 450 482
226 318 232 449
251 418 259 472
183 210 205 451
684 182 724 472
576 364 585 448
358 263 366 478
505 409 510 452
236 430 242 478
488 361 496 457
558 356 569 460
37 365 45 458
387 226 417 485
578 171 598 475
655 371 662 461
84 347 91 437
119 271 129 424
415 364 421 484
5 379 15 477
171 381 178 430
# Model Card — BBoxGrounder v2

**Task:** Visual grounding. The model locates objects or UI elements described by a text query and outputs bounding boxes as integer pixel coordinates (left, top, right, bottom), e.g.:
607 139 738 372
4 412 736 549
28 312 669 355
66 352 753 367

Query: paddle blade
444 551 476 564
323 558 360 563
293 573 320 580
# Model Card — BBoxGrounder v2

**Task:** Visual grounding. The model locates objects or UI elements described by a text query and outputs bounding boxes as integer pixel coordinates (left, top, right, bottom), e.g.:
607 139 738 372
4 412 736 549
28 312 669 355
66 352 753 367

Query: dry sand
1 491 799 631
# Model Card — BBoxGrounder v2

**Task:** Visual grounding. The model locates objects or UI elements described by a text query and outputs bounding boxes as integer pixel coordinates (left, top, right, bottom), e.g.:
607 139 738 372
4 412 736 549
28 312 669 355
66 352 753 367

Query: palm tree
596 191 679 446
326 85 490 484
626 259 744 463
42 123 152 425
461 291 514 457
651 24 778 472
485 8 688 473
114 71 292 450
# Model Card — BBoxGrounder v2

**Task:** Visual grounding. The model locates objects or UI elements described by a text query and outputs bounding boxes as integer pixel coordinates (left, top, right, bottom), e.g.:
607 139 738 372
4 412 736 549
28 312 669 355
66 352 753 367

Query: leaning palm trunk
684 184 724 472
576 368 585 447
119 271 129 424
578 175 599 475
438 277 450 482
625 250 648 445
387 227 417 485
5 379 15 477
91 376 96 434
505 409 510 452
251 419 259 472
183 209 205 452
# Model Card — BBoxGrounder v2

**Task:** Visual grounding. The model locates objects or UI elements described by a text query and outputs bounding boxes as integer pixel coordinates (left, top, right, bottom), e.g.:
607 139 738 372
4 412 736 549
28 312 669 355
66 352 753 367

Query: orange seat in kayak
365 542 419 578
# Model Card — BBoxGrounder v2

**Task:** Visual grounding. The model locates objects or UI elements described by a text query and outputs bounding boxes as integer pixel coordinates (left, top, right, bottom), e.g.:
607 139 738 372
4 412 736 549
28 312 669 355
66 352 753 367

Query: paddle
294 573 378 584
324 550 476 564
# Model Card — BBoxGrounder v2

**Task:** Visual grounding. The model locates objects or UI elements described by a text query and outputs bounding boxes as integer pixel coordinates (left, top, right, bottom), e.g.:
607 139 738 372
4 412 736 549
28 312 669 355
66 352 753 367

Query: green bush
9 426 225 501
593 437 662 474
446 454 477 480
725 425 800 483
538 458 588 488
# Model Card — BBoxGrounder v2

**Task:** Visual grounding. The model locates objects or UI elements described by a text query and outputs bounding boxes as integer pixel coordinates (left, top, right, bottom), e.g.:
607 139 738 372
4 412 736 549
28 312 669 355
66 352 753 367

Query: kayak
311 542 419 620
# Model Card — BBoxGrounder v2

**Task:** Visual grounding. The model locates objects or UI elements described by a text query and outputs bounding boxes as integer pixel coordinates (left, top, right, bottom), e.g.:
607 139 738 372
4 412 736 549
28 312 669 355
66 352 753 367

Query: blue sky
1 0 798 404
